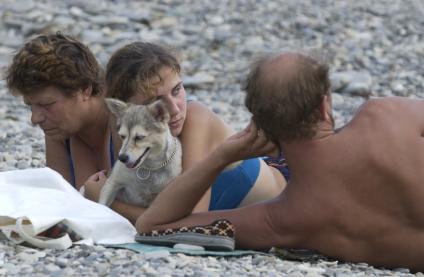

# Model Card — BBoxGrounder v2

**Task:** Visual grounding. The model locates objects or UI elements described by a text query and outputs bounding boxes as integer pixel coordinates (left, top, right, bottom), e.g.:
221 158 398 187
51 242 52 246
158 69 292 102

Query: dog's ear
105 98 128 118
147 100 170 123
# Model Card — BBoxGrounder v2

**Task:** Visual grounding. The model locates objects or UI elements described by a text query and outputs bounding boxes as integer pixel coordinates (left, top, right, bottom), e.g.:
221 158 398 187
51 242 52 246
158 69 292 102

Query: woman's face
129 67 187 137
23 86 85 140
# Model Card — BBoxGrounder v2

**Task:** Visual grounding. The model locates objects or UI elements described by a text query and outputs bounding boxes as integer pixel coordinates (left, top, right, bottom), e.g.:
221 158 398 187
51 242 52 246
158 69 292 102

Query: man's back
285 97 424 270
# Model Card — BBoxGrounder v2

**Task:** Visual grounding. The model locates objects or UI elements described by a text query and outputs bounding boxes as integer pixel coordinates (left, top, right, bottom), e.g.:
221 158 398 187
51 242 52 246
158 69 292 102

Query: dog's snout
119 154 129 163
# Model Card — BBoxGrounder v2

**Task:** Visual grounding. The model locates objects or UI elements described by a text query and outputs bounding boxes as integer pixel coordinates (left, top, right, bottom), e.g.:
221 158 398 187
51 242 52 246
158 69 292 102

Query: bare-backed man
137 52 424 271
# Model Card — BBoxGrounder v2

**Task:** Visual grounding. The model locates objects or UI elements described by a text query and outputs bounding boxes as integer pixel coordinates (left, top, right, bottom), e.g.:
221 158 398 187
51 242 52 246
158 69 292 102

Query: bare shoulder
356 97 423 120
361 97 422 112
351 97 424 134
180 101 234 169
182 101 233 142
185 101 221 124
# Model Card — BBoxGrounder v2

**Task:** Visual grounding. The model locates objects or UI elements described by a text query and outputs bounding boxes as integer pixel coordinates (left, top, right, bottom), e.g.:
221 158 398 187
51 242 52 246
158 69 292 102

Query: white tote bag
0 167 136 249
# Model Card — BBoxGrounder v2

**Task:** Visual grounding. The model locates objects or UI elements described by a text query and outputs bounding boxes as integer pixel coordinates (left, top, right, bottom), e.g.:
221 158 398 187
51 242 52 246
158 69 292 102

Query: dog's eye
135 135 145 141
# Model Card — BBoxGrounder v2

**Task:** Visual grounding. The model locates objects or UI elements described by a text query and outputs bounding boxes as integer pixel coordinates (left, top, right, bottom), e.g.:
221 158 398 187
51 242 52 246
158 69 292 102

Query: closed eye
40 102 56 107
135 135 145 141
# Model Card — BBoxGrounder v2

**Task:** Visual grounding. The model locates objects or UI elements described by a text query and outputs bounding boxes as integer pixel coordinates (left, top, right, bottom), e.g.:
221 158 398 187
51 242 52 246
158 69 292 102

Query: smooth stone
183 72 215 87
81 30 104 43
244 36 264 50
90 15 129 26
69 6 85 17
44 264 61 272
208 15 224 25
151 16 177 28
17 251 46 263
94 263 109 275
4 0 35 13
212 25 232 42
53 15 75 26
55 257 69 268
342 82 372 97
331 71 372 97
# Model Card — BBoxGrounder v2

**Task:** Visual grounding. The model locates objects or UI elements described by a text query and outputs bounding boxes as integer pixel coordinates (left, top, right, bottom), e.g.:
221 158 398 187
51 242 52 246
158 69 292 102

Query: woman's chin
44 129 69 141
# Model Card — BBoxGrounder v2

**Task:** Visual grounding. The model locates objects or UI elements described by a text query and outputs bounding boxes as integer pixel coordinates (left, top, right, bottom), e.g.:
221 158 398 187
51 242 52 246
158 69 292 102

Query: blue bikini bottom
209 156 290 211
209 158 260 211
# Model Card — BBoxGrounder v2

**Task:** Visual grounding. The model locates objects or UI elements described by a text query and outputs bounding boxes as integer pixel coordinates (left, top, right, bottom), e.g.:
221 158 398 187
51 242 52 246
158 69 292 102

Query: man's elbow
135 214 156 233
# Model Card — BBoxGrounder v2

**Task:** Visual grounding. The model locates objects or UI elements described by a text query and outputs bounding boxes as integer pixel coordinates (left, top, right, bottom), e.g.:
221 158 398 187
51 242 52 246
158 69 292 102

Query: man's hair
244 53 331 143
6 32 103 97
106 42 181 101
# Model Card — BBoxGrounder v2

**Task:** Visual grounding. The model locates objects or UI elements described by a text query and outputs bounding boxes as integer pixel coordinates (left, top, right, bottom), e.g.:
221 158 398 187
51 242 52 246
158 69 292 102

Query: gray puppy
98 98 182 208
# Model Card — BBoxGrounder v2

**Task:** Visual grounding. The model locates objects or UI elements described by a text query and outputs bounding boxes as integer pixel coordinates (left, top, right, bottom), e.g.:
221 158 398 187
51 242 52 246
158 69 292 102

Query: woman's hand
83 170 107 202
218 119 280 163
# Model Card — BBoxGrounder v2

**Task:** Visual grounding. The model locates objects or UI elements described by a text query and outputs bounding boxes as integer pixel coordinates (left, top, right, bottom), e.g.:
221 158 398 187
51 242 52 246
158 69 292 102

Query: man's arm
139 191 288 249
136 119 280 242
110 201 146 225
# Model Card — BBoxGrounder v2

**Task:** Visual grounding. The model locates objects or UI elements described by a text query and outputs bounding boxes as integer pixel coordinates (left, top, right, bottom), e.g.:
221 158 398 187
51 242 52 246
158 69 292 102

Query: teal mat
107 243 268 257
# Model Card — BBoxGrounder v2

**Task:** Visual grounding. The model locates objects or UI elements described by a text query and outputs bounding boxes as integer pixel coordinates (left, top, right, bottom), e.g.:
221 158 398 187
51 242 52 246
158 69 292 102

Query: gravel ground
1 0 423 275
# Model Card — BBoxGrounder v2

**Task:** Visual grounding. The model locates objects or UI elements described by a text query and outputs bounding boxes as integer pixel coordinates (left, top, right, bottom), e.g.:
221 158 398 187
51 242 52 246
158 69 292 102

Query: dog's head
105 98 171 169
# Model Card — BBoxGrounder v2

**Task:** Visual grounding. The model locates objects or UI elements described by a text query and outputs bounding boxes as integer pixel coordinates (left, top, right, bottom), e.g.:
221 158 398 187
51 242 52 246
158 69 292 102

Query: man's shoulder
358 97 417 116
363 96 421 107
351 97 423 129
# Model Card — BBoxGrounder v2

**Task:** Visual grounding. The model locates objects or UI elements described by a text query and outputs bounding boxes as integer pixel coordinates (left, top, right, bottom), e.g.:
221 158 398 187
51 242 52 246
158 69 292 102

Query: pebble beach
1 0 424 275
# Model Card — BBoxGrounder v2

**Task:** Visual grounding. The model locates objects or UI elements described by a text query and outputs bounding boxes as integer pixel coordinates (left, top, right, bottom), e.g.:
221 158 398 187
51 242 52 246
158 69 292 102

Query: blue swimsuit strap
109 133 115 167
65 133 115 188
65 138 76 188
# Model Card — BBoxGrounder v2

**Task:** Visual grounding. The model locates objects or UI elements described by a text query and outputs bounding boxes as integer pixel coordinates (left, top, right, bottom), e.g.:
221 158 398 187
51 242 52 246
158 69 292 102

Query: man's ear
147 100 170 123
105 98 128 118
319 94 332 121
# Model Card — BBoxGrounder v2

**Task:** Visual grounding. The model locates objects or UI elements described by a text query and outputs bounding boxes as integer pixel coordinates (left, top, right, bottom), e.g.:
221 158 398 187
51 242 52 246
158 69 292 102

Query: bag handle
15 217 72 250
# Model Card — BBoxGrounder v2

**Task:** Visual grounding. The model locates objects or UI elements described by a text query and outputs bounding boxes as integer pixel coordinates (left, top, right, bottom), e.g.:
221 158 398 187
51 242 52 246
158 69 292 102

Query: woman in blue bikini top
84 42 289 218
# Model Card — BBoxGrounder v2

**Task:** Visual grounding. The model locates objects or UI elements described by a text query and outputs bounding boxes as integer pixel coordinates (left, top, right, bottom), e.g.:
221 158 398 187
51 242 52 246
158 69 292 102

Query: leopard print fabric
139 219 235 239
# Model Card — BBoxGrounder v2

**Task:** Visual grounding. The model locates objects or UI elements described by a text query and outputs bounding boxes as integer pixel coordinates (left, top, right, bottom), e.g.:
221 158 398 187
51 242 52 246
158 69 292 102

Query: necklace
136 137 179 181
